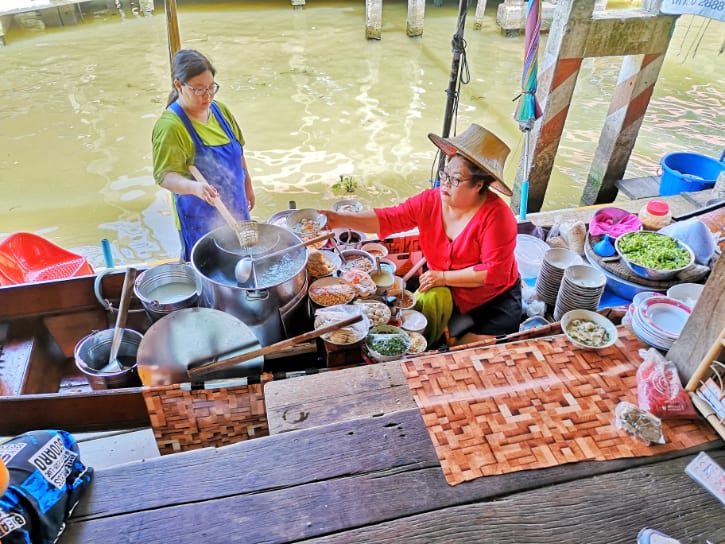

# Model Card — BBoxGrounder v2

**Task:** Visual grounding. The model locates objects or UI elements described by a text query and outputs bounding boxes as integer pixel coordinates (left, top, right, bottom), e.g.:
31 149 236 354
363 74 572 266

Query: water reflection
0 1 722 268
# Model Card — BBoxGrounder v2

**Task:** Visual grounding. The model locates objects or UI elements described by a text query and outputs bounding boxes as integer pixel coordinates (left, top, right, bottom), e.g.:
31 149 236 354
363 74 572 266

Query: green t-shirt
151 100 245 185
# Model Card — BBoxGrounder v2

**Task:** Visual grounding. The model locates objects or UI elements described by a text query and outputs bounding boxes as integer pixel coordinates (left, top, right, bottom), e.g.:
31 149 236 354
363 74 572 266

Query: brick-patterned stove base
401 328 717 486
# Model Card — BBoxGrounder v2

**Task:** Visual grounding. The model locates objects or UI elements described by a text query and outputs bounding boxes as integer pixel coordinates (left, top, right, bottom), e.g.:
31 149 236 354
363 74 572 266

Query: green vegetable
367 332 409 356
617 232 690 270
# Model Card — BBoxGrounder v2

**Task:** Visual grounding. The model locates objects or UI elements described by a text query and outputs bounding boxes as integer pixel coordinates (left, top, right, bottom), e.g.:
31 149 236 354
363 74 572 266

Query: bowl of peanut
308 276 355 307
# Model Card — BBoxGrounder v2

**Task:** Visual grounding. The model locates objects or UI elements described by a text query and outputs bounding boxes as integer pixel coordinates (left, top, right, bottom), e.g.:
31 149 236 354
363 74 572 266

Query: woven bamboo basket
142 381 268 455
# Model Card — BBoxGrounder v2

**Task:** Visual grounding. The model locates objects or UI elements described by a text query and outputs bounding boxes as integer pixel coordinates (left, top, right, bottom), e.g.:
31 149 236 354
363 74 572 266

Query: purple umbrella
513 0 543 220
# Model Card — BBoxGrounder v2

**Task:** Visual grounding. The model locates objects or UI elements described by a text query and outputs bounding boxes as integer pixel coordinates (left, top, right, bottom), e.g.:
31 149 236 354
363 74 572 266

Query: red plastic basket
0 232 94 286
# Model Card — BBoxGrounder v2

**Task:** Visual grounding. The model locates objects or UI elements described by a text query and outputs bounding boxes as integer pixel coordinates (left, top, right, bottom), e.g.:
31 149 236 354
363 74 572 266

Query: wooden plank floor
62 408 725 543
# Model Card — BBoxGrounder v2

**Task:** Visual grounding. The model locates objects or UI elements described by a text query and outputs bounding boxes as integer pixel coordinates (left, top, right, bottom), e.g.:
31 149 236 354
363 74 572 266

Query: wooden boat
3 199 721 437
0 233 429 435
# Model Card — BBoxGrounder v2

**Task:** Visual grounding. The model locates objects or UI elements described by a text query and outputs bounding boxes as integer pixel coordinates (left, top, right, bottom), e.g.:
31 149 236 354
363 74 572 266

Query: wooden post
165 0 181 71
366 0 382 40
510 1 678 214
474 0 488 30
407 0 426 37
510 0 592 214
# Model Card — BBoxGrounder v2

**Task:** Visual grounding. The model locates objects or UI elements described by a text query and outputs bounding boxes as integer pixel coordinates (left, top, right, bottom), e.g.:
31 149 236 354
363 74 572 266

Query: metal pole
437 0 468 175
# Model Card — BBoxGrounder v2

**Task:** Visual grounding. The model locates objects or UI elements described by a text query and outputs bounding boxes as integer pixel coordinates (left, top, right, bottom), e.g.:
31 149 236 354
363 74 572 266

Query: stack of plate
631 295 691 350
535 248 583 307
553 264 607 321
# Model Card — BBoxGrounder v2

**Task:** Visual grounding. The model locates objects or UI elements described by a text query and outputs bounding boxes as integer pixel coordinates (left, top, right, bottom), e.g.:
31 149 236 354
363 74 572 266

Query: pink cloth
589 207 642 238
374 188 518 314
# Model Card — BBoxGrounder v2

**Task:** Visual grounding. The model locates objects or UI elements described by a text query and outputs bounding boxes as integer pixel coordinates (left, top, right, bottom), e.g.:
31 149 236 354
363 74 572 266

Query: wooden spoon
188 165 246 247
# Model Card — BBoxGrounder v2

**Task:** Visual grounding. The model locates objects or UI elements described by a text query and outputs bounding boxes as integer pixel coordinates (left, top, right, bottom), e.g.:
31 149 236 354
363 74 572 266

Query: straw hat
428 124 512 196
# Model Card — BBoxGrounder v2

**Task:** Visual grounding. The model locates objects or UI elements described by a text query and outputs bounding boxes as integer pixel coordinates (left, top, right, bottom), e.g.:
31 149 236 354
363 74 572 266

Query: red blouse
375 188 519 314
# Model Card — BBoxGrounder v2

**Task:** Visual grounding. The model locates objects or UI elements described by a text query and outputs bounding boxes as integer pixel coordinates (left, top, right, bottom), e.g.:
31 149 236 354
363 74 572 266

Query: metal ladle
233 231 334 283
100 266 137 373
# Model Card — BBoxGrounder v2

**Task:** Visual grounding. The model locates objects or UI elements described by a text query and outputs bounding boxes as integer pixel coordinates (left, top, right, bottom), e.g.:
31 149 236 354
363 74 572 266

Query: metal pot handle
94 268 146 313
244 288 270 302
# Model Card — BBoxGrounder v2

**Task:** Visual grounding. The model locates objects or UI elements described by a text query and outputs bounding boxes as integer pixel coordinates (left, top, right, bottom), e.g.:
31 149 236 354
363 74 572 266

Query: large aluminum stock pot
190 224 310 346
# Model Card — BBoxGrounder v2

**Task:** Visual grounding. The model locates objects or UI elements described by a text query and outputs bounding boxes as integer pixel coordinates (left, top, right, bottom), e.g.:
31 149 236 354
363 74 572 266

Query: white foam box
684 451 725 506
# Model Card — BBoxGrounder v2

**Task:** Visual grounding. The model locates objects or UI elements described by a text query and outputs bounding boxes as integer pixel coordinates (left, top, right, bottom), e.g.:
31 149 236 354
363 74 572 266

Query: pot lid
136 307 262 386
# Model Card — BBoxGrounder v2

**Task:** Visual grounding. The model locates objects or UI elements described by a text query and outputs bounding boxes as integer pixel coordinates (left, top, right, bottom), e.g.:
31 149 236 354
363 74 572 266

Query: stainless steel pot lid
136 307 262 386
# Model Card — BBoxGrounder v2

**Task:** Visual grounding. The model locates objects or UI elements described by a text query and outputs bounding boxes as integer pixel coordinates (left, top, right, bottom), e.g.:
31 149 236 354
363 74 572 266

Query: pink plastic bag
636 348 697 419
589 207 642 238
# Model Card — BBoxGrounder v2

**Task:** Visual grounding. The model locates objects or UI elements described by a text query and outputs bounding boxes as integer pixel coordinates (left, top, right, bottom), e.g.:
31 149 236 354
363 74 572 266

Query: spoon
234 231 335 283
101 267 137 373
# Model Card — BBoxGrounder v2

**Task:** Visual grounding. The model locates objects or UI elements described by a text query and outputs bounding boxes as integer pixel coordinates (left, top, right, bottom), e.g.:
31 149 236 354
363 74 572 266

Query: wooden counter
63 334 725 544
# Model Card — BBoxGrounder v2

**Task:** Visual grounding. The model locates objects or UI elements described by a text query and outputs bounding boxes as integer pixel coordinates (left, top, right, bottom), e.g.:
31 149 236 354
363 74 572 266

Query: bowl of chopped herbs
614 231 694 281
365 325 411 362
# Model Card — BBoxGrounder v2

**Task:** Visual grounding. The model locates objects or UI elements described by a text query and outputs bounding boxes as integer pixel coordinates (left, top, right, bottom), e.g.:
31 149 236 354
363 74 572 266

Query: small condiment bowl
361 242 388 259
401 309 427 334
561 309 618 350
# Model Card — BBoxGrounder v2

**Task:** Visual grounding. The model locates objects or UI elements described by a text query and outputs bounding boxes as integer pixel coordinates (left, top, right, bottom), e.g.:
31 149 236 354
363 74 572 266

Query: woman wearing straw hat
319 123 521 347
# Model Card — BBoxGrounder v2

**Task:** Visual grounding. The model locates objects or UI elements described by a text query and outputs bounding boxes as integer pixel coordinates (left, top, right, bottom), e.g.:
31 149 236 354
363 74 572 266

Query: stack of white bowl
535 248 583 307
553 264 607 321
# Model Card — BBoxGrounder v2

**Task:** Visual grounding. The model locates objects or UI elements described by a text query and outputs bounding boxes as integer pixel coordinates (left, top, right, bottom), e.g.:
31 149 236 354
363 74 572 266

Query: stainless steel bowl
614 231 695 281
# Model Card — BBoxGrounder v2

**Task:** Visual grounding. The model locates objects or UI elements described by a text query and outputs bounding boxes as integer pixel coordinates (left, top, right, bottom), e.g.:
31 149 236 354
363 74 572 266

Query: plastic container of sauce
638 200 671 231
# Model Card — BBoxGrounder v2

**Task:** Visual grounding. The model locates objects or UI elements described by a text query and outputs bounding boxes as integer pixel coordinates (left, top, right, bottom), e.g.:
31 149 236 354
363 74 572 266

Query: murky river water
0 0 723 267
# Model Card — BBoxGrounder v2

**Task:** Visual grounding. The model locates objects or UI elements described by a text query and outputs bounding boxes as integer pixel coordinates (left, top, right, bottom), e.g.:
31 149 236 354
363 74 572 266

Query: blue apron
170 101 250 260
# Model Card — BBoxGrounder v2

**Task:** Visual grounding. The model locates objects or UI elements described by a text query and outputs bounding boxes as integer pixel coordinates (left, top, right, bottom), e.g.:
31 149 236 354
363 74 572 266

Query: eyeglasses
183 82 220 96
438 169 472 188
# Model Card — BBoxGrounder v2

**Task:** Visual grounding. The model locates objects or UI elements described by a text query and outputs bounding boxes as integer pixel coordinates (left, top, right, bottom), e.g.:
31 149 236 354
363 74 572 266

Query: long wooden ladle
188 165 246 247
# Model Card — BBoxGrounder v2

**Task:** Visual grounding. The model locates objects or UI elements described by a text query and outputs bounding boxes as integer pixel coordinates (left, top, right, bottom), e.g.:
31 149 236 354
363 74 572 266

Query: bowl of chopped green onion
614 231 694 281
365 325 411 362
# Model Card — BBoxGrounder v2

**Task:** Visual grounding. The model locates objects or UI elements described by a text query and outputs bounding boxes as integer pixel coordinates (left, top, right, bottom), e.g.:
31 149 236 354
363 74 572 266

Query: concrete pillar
366 0 382 40
291 0 305 7
474 0 487 30
497 0 558 37
407 0 426 37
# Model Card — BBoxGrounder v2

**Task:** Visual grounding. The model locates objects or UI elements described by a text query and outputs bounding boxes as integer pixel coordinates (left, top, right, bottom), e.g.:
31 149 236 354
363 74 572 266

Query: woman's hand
418 270 447 293
195 182 219 206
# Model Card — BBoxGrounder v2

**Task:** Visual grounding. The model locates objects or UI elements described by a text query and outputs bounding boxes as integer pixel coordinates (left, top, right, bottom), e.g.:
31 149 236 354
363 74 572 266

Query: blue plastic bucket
659 152 725 196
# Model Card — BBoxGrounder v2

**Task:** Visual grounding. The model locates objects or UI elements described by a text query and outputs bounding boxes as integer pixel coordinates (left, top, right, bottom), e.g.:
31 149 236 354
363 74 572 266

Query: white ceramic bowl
544 248 583 270
366 325 411 362
308 276 355 307
560 309 618 350
332 199 363 213
563 264 607 289
361 242 388 259
401 309 427 334
286 208 327 236
666 282 704 309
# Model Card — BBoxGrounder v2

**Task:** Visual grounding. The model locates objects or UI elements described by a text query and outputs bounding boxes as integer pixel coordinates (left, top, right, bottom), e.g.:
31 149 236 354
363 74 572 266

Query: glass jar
638 200 671 231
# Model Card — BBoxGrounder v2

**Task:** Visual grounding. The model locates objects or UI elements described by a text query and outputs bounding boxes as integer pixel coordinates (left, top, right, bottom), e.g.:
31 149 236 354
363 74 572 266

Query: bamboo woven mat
401 327 718 486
